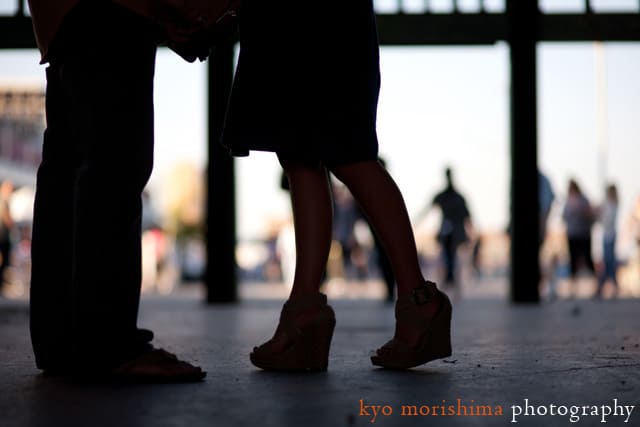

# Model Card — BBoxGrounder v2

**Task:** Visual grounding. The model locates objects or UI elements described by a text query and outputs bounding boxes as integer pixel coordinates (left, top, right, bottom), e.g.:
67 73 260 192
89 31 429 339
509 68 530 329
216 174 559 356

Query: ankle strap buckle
411 282 436 305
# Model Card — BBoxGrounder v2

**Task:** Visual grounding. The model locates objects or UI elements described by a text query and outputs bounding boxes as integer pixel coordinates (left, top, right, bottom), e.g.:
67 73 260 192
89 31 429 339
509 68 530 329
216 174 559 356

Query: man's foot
42 347 206 383
136 328 154 344
109 347 206 383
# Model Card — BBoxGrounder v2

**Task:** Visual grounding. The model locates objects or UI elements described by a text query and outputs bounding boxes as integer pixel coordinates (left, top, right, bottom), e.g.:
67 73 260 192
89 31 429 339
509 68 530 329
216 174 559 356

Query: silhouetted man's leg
30 59 77 370
31 2 158 372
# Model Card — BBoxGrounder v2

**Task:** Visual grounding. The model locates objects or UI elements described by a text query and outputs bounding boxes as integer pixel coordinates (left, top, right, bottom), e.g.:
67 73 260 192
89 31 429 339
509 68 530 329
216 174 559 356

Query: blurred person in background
594 184 619 298
538 171 555 244
0 180 15 294
141 190 175 294
373 157 395 302
562 179 596 296
538 170 556 298
332 182 369 280
420 167 472 289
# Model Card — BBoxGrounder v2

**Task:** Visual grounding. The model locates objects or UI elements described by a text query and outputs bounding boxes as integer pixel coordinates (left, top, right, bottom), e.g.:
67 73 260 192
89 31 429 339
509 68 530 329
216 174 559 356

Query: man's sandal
109 347 206 383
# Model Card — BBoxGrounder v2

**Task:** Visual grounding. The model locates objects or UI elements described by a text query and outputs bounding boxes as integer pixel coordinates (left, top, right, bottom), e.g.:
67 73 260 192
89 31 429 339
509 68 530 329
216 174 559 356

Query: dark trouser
0 236 10 288
30 1 159 372
597 236 618 291
441 234 457 286
567 237 595 278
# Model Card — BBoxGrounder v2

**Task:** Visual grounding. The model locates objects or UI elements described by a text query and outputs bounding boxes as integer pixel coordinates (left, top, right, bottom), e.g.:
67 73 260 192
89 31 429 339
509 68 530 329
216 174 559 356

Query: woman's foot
250 293 335 371
393 282 441 347
372 281 452 369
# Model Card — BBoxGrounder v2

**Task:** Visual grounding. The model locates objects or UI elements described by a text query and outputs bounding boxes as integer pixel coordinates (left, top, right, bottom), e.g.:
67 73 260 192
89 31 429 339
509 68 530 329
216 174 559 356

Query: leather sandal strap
395 282 439 332
278 293 328 339
411 281 437 305
283 293 327 312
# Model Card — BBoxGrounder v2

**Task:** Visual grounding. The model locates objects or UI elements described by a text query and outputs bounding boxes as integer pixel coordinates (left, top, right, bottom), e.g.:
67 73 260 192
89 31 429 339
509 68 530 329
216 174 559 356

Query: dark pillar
206 42 237 303
507 0 540 303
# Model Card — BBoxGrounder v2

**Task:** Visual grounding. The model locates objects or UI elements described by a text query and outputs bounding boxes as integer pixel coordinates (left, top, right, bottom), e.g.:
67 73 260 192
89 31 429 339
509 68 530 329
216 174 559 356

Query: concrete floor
1 293 639 427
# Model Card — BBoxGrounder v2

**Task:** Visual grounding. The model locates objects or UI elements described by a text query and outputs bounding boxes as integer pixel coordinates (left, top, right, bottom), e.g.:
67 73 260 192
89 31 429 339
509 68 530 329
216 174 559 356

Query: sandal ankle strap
278 293 329 340
411 281 438 305
396 281 437 307
395 281 440 327
283 293 328 312
395 281 438 317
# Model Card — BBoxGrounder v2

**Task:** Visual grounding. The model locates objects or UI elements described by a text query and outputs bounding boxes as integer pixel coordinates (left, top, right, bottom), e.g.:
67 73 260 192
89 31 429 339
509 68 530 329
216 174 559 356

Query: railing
372 0 640 44
373 0 505 14
374 0 639 14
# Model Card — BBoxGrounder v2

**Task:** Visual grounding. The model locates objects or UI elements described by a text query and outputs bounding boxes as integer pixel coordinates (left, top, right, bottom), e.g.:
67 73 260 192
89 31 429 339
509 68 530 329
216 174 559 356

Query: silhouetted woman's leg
330 160 446 351
330 161 424 296
285 164 333 297
249 162 336 362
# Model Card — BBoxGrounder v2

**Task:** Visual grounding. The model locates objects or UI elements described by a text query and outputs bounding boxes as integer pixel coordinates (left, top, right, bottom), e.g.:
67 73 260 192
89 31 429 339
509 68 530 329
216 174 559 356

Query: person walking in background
0 180 15 294
538 171 555 244
423 167 472 289
373 157 396 302
594 184 619 298
562 179 596 296
223 0 452 371
332 182 365 280
26 0 213 381
538 171 557 299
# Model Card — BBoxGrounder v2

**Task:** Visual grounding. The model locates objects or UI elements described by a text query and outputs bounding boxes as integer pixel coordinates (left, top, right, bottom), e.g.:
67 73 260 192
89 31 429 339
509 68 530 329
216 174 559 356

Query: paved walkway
1 293 639 427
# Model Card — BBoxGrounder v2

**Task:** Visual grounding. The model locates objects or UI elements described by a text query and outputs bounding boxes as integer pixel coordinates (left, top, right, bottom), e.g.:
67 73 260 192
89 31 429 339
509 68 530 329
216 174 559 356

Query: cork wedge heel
250 293 336 372
371 282 452 369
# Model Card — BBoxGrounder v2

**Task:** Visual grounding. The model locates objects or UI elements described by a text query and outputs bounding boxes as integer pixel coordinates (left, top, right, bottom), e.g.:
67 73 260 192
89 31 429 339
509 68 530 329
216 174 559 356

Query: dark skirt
222 0 380 165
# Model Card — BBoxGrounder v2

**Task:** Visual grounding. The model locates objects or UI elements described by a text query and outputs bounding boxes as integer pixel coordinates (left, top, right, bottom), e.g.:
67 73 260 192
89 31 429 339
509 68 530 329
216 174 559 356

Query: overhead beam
0 16 35 49
376 13 506 45
375 13 640 45
3 13 640 51
540 13 640 41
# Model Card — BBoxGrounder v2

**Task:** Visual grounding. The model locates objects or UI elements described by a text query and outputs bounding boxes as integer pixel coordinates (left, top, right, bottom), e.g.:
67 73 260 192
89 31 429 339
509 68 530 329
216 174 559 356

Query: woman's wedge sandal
371 281 452 369
250 293 336 372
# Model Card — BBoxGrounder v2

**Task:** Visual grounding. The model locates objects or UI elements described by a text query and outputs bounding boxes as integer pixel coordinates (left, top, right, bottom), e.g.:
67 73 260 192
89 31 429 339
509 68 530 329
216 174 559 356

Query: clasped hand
162 7 238 63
